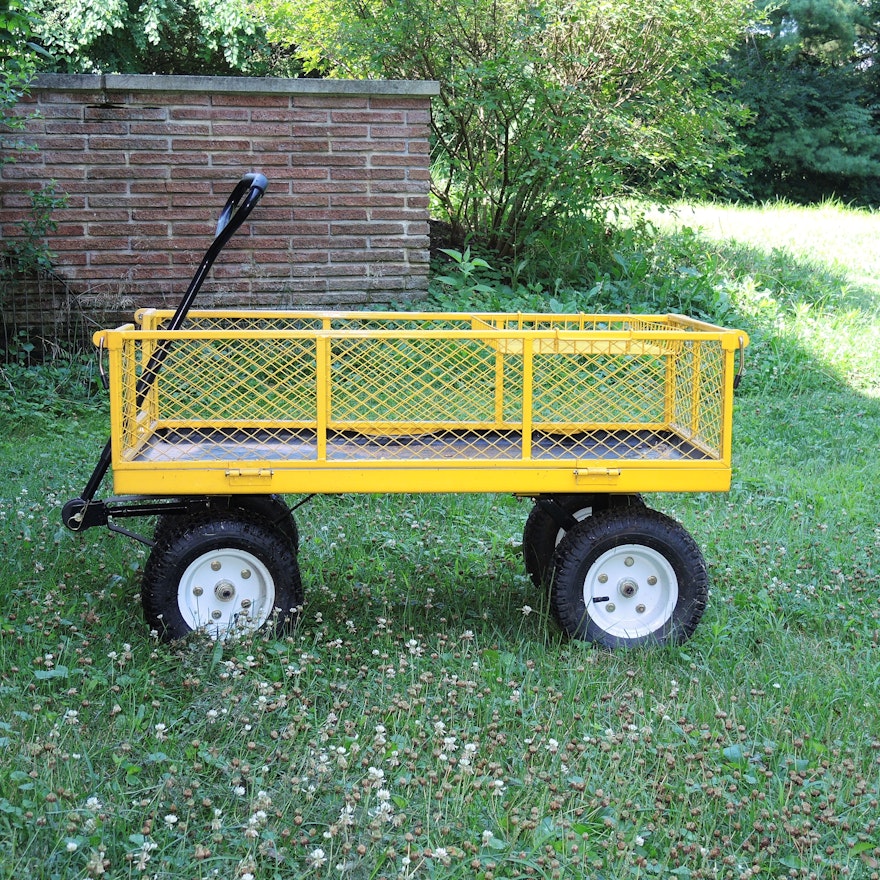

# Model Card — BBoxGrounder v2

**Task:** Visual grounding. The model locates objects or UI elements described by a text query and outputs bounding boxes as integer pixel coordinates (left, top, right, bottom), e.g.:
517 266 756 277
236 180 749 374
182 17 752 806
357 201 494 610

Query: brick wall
0 74 438 337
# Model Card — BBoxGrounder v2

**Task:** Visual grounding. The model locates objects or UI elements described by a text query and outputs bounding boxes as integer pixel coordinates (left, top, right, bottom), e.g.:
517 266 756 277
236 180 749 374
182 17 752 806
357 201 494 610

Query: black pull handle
215 172 269 240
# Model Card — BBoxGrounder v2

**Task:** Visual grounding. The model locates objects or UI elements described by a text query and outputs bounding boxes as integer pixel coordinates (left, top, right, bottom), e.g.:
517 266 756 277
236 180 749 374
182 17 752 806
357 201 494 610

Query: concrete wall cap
32 73 440 97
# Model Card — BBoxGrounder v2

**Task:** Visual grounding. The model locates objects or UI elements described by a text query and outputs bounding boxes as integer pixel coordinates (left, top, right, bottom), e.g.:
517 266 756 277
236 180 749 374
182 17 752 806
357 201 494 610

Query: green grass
2 202 880 880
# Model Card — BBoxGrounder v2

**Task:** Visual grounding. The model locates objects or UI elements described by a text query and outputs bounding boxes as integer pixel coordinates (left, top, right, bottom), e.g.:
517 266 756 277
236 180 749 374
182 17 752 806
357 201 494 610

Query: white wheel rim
583 543 678 640
177 547 276 640
554 507 593 547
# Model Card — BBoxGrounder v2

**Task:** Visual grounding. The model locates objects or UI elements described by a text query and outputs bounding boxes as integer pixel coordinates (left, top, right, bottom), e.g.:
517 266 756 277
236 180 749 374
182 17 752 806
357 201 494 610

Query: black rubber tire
142 510 303 642
153 494 299 550
550 507 708 649
522 493 644 588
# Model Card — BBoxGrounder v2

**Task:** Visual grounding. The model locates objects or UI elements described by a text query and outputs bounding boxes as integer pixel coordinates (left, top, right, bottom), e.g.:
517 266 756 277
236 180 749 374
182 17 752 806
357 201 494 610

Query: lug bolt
647 576 658 586
598 573 609 584
193 586 204 597
241 599 252 610
241 569 251 580
625 556 634 567
636 604 646 614
211 610 222 620
211 560 221 572
606 603 616 613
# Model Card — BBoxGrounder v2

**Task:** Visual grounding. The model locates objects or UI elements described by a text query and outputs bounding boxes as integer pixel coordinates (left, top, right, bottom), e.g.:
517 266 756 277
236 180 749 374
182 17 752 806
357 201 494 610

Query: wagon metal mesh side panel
99 312 746 495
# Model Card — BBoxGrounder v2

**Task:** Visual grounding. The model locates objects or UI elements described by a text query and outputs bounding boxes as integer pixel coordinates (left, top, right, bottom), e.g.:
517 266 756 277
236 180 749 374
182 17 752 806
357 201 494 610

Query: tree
24 0 300 76
259 0 751 257
726 0 880 203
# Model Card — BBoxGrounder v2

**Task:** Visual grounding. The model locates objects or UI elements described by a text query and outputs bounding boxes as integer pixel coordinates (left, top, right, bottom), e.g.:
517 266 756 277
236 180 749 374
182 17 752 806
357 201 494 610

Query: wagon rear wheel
550 507 707 649
522 493 644 588
142 510 303 642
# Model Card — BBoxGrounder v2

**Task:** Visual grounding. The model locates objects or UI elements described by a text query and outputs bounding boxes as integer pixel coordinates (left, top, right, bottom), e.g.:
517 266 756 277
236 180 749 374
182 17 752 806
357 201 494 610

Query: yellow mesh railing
103 311 740 469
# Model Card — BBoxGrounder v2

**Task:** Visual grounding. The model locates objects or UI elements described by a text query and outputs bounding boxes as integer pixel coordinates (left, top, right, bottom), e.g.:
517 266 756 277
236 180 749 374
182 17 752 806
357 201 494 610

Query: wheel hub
177 548 276 639
618 578 639 598
584 543 679 639
214 579 236 602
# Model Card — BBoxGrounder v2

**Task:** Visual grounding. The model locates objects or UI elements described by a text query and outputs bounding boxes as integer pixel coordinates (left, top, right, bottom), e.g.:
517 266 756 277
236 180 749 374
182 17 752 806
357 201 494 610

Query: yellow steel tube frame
96 312 748 498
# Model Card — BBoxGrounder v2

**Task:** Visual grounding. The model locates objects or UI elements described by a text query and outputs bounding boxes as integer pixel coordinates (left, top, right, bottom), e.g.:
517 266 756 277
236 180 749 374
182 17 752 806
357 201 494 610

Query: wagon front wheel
142 511 303 641
550 507 708 649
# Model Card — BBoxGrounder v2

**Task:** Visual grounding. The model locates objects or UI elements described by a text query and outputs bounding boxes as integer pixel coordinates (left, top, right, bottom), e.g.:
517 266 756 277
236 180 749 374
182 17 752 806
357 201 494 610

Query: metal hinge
573 466 622 483
225 468 274 483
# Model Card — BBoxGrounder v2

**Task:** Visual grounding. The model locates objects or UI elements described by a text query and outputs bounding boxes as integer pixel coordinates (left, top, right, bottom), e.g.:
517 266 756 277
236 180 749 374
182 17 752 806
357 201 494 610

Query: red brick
292 109 331 123
332 110 404 124
294 95 368 110
370 97 430 111
169 107 213 120
136 123 212 137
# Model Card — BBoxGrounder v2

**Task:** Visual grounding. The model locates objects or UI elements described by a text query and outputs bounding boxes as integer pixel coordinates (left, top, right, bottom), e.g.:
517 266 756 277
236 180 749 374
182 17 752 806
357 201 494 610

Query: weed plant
1 203 879 879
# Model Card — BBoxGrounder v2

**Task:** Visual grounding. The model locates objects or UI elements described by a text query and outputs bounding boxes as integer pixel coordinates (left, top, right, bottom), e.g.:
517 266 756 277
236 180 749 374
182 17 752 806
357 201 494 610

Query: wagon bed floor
131 427 713 464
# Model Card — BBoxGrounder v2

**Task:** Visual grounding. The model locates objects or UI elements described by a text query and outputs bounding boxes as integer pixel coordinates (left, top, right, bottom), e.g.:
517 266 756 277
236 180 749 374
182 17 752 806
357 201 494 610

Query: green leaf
34 665 69 680
722 744 748 765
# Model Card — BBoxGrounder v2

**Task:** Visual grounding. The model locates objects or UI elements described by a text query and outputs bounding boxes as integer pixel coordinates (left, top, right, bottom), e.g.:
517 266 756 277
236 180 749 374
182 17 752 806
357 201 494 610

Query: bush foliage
263 0 751 259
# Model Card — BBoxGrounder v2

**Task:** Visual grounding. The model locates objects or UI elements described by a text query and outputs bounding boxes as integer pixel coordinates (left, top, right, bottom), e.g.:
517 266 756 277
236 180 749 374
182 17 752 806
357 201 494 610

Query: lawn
1 202 879 880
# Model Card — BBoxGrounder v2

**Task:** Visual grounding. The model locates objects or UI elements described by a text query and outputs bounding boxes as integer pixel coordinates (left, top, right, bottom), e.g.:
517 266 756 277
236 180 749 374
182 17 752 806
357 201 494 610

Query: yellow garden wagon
63 175 748 649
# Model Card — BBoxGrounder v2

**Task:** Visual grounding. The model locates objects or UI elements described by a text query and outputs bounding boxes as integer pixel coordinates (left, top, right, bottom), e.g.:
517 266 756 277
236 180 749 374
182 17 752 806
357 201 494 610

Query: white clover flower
367 766 384 782
373 801 394 823
66 841 78 852
521 605 533 615
482 830 493 846
85 796 102 812
309 847 328 868
249 810 267 828
164 814 178 826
